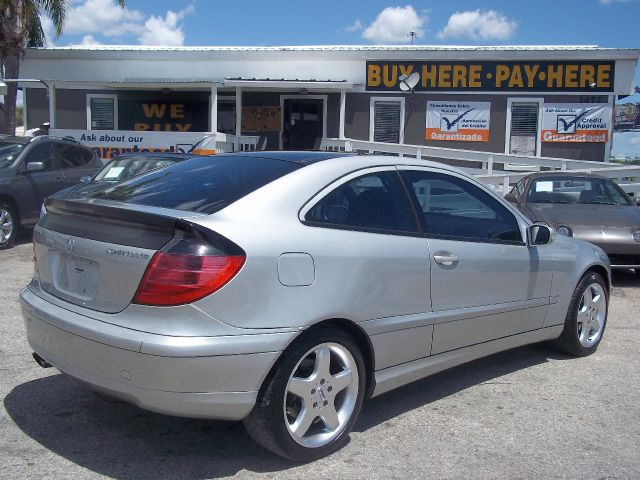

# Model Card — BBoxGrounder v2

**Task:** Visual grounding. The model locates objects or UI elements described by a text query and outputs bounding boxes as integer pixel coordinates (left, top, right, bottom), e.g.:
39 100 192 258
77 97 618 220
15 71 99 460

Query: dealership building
17 45 640 160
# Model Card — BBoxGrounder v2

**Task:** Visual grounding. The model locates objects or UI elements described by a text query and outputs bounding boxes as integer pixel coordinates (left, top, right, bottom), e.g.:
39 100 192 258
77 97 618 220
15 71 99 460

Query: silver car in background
21 152 610 461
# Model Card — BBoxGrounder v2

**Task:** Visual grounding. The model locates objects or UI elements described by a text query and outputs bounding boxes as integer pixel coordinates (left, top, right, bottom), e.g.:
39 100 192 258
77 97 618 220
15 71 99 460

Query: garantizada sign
366 61 615 92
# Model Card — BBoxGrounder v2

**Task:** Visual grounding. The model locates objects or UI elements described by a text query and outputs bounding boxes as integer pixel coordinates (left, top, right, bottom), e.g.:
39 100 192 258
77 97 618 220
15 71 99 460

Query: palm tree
0 1 125 134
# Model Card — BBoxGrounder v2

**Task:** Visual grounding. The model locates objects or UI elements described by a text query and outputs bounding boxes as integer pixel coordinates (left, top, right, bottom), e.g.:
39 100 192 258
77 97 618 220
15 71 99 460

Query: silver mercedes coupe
21 152 610 461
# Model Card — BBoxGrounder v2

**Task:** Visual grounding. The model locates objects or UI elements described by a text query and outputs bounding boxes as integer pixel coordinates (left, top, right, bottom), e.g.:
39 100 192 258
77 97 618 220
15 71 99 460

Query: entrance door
282 98 324 150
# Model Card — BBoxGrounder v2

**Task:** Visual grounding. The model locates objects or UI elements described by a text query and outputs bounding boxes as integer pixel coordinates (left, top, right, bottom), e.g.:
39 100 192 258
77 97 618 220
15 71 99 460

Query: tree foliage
0 1 125 133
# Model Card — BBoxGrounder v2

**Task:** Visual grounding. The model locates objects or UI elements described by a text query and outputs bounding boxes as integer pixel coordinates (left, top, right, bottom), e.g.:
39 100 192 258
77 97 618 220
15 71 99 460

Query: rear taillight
133 229 245 306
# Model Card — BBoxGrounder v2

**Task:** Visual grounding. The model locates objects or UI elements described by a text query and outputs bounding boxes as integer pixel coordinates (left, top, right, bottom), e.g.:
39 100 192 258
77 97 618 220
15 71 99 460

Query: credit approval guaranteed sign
366 61 615 92
426 101 490 142
541 104 612 143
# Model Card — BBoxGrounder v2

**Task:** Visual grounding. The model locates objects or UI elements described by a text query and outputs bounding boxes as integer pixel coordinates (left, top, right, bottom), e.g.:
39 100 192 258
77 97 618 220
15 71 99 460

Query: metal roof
26 45 628 52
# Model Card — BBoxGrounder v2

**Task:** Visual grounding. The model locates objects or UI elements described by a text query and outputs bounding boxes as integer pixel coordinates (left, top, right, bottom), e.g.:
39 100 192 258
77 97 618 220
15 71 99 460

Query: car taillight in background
133 228 245 306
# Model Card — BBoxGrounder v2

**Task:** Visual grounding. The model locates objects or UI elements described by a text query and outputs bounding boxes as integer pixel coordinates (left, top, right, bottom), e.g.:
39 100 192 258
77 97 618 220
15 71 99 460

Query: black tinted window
93 155 299 213
24 143 55 171
402 171 522 243
306 171 418 233
54 144 94 169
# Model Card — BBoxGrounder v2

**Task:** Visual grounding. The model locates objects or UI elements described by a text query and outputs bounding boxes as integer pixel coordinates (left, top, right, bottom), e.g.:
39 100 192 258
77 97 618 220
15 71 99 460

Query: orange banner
541 130 609 143
426 128 490 142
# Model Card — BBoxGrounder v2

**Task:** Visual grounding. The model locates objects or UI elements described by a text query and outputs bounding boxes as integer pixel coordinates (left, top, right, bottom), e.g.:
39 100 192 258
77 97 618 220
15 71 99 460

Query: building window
506 98 542 156
87 94 118 130
369 97 405 143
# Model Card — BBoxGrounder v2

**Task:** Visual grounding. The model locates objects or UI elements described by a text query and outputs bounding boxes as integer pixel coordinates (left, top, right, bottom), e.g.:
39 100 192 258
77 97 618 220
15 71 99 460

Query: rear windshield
92 154 300 213
94 155 181 182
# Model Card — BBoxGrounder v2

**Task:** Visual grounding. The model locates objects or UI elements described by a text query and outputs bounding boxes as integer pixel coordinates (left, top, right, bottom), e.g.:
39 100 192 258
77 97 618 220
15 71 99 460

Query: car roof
524 171 610 181
111 152 196 161
0 135 83 146
213 151 354 165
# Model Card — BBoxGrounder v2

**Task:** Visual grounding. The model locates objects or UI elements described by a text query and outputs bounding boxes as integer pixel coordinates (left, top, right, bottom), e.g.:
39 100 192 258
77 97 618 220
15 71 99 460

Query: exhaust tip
32 352 52 368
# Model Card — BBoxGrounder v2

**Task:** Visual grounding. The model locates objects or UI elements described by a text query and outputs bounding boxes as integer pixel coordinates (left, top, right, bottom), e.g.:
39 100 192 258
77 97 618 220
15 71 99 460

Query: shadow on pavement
13 228 34 247
4 344 569 479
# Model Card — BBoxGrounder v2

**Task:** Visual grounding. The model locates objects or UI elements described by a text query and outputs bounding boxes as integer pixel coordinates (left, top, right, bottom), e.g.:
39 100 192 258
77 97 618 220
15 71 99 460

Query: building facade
18 45 640 160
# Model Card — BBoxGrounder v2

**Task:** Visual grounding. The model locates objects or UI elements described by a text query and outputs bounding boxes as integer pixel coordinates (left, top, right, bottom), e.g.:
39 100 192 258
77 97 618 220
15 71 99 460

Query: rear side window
53 144 94 168
93 155 300 214
305 171 418 234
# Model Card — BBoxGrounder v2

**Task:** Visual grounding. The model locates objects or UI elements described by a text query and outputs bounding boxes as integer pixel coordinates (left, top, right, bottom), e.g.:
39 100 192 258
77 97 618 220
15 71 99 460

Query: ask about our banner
541 104 612 143
426 101 491 142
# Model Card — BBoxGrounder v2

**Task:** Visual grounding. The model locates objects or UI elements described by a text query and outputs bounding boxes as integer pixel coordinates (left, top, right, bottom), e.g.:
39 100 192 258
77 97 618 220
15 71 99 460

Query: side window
401 170 523 243
305 171 418 234
23 143 55 171
53 144 94 169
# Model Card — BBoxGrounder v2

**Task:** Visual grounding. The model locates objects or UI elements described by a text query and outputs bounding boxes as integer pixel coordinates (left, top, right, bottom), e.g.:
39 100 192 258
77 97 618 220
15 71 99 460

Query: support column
48 82 56 128
339 89 346 140
210 85 218 133
235 87 242 151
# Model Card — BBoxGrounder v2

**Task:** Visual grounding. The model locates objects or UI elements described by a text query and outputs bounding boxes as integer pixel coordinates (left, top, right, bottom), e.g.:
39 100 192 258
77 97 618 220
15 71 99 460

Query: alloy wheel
283 342 359 448
577 282 606 348
0 208 14 245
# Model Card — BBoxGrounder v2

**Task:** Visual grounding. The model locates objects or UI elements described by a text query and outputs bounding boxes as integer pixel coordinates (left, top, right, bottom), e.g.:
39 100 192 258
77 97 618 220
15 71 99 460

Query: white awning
224 78 355 90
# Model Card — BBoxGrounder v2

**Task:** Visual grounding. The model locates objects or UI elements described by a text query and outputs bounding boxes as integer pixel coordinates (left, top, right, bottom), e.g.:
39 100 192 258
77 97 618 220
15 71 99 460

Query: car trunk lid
34 198 206 313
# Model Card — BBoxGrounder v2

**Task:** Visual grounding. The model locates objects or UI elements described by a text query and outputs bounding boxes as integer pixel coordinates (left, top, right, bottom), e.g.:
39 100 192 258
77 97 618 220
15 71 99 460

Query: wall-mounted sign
366 61 615 92
614 103 640 131
426 101 491 142
541 104 612 143
51 129 215 159
118 100 209 132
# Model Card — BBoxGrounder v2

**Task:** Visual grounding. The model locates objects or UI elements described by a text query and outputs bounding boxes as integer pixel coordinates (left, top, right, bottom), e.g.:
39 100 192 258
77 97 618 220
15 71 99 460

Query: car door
399 167 553 355
14 141 65 224
302 167 433 370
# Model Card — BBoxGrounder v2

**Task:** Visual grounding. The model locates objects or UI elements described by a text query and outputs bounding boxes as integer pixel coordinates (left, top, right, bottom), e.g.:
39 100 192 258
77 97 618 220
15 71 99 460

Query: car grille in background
608 254 640 266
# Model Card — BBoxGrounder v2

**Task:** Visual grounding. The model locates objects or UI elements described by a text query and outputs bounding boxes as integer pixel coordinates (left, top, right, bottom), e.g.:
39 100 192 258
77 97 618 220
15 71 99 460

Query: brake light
133 252 244 306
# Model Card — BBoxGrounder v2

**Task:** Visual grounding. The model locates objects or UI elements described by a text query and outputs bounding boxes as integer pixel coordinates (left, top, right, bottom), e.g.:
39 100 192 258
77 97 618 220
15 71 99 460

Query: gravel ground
1 234 639 479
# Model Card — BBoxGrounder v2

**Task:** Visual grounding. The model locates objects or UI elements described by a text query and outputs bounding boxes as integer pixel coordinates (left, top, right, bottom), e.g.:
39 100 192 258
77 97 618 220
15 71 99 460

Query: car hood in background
528 203 640 228
51 181 114 199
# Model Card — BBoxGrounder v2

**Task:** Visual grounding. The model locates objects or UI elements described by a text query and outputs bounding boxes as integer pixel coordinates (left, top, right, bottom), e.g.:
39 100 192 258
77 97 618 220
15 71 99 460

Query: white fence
320 138 640 196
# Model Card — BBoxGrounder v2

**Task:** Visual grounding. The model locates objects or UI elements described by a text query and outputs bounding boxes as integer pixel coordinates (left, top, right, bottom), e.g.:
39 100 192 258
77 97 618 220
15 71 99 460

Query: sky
26 0 640 156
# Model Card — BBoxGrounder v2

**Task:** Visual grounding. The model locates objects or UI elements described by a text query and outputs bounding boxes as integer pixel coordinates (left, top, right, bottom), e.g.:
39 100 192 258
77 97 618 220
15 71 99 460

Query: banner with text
51 129 215 159
426 101 491 142
541 104 612 143
366 61 615 92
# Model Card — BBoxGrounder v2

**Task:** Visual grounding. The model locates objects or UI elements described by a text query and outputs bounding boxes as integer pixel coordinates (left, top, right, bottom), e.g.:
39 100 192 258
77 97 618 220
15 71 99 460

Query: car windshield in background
94 155 181 182
0 142 25 169
528 177 633 206
92 154 301 214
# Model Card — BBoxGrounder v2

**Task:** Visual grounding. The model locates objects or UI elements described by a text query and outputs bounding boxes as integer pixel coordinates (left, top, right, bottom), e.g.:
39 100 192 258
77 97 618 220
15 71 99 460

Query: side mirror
26 162 45 172
504 192 517 203
529 223 552 246
634 197 640 207
79 176 92 183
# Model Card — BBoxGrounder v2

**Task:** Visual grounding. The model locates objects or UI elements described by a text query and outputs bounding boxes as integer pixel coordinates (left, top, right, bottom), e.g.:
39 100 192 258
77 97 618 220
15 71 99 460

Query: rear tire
555 272 608 357
243 327 366 462
0 202 17 250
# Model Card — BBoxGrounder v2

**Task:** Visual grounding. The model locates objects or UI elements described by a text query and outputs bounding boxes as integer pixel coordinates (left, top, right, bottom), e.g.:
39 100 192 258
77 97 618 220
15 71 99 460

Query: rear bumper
20 287 292 420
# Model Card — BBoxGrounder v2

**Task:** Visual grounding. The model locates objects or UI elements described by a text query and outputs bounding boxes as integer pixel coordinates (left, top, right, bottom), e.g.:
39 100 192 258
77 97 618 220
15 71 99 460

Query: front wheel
243 328 365 462
0 202 17 250
555 272 608 357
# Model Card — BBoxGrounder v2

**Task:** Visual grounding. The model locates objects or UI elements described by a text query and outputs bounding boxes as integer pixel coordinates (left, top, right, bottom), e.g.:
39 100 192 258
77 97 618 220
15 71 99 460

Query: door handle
433 253 459 266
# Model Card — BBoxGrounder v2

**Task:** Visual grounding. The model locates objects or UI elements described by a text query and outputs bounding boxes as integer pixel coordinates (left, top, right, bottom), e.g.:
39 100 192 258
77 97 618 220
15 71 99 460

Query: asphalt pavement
1 234 639 479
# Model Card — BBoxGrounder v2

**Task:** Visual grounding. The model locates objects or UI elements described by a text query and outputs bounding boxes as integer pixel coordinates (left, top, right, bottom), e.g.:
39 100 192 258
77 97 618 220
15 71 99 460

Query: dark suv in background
0 136 102 249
